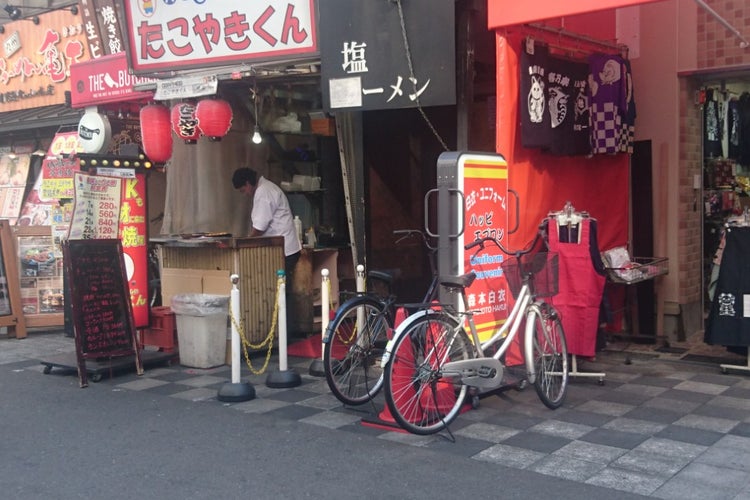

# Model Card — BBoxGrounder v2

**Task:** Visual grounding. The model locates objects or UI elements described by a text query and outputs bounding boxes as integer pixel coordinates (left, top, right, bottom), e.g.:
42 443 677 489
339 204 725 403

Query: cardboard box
161 268 231 306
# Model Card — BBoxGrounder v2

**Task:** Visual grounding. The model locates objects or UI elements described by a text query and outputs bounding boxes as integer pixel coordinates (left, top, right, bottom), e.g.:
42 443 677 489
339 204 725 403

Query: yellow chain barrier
228 275 283 375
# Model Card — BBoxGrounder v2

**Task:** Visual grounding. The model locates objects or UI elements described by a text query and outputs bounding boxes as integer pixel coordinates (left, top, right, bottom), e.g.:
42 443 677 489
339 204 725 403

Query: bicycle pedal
442 358 504 389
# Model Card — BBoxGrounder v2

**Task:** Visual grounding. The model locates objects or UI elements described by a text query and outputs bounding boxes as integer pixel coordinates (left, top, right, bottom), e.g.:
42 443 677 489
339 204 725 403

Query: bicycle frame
383 280 541 387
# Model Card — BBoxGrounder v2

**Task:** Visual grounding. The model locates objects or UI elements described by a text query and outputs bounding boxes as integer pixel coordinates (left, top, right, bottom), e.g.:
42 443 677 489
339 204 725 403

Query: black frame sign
319 0 455 112
63 239 143 388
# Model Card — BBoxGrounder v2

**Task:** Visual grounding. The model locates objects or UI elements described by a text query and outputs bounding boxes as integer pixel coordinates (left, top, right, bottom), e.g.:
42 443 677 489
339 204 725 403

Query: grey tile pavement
3 330 750 498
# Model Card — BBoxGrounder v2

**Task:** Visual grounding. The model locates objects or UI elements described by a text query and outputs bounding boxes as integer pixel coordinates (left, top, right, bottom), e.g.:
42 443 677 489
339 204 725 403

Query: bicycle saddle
439 272 476 291
368 270 393 285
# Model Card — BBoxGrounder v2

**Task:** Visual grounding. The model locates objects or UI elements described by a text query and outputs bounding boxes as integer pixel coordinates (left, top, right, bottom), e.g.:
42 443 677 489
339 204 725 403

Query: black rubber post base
308 358 325 377
217 382 256 402
266 369 302 388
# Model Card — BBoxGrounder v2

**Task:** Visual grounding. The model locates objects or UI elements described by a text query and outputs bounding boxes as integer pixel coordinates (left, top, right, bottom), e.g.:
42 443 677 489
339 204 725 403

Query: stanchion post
217 274 255 402
356 264 367 347
278 270 288 372
267 269 301 388
309 268 329 377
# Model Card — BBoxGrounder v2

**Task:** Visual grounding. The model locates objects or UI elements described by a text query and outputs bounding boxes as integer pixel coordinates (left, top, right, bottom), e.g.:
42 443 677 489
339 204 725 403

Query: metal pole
217 274 255 402
230 276 241 384
278 271 288 372
266 270 301 388
321 268 330 350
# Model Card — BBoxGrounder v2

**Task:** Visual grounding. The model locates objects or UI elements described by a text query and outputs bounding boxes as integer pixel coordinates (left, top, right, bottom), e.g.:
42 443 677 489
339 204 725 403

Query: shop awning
487 0 663 28
0 104 83 134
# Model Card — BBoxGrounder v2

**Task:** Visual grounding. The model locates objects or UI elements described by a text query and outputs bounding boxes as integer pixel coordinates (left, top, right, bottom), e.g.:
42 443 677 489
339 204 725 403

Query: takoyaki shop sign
122 0 318 74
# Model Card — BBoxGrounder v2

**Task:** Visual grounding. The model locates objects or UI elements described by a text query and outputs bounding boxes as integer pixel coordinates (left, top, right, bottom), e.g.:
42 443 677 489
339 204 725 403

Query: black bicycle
322 230 439 406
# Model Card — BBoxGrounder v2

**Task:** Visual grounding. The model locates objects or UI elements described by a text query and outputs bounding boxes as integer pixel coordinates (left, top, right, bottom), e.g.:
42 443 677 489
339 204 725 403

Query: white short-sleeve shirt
252 176 302 256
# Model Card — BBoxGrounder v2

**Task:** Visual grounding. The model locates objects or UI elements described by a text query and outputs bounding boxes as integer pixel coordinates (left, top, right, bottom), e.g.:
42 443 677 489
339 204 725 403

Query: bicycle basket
500 252 559 299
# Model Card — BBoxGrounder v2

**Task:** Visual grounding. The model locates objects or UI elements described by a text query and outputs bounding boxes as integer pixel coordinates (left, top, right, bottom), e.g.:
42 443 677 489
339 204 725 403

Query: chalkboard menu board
63 239 142 387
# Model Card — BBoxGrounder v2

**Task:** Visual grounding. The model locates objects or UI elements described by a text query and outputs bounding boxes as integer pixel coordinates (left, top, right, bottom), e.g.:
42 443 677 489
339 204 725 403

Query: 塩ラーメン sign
122 0 318 74
319 0 454 111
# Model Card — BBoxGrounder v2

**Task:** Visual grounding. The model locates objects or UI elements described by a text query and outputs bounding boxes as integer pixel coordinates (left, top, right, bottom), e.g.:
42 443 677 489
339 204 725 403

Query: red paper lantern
171 102 200 144
195 98 233 141
140 103 172 163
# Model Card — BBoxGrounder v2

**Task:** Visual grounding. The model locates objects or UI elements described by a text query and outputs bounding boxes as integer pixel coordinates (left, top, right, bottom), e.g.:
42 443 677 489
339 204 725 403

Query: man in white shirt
232 167 302 280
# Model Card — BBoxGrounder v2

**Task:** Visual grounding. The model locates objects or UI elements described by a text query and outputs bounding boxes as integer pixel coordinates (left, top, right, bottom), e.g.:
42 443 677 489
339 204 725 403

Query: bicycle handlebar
393 229 437 253
465 226 543 258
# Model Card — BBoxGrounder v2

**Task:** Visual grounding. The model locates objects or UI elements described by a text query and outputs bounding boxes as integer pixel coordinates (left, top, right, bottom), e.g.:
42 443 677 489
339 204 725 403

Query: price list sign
63 239 142 388
68 173 122 240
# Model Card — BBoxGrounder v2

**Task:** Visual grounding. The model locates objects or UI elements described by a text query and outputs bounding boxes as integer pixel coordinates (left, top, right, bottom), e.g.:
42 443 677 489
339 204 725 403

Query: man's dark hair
232 167 258 189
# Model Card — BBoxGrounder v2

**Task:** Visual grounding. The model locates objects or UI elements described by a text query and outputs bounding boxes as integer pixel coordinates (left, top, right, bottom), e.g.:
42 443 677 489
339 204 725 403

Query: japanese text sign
319 0 455 111
0 9 89 111
459 154 510 342
122 0 318 74
69 52 156 108
117 172 149 328
68 172 122 241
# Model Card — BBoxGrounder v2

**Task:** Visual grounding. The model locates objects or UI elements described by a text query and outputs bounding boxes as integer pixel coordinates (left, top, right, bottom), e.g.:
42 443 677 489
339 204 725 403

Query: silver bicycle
381 232 569 435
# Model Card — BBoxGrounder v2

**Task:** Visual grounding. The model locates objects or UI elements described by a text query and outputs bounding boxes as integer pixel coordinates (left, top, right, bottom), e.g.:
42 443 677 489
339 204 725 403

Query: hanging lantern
171 102 200 144
140 103 172 163
195 98 233 141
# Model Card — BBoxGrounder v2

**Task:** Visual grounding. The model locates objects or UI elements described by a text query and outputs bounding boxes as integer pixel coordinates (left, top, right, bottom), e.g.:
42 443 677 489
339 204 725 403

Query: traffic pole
308 268 329 377
266 270 301 388
217 274 255 402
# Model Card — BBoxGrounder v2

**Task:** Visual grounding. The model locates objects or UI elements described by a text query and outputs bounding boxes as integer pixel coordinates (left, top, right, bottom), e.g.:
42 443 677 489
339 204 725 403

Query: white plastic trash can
170 293 229 369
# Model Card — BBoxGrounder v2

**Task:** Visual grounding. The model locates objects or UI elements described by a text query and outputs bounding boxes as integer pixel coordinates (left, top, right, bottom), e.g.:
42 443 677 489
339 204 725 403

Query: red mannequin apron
548 218 605 357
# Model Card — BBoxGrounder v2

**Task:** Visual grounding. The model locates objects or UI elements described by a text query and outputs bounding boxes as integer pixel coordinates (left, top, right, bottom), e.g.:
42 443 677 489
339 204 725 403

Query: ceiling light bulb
252 126 262 144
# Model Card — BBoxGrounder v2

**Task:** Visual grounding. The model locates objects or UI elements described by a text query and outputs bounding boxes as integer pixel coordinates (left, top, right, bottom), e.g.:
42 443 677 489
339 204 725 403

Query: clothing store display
618 58 636 154
727 97 741 161
739 92 750 166
546 56 589 156
547 213 606 357
570 60 592 156
588 53 628 155
519 42 552 149
518 41 635 157
703 88 723 159
705 226 750 347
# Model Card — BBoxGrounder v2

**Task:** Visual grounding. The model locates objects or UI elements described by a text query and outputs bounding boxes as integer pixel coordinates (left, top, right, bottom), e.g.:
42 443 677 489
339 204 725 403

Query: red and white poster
68 172 122 240
117 172 149 328
0 154 31 225
459 154 510 343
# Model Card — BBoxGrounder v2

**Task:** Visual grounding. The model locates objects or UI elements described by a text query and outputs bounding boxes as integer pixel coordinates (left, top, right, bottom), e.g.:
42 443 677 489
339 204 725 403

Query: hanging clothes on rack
588 53 629 155
703 88 723 159
520 40 552 149
546 203 606 357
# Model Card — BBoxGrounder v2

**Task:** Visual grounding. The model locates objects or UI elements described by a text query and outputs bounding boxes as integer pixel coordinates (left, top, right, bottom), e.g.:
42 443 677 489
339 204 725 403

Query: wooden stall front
157 236 284 346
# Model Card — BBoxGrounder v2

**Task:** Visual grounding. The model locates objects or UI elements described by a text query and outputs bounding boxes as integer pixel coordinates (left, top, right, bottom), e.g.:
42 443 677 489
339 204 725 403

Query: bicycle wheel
529 303 568 409
323 295 392 406
384 312 474 435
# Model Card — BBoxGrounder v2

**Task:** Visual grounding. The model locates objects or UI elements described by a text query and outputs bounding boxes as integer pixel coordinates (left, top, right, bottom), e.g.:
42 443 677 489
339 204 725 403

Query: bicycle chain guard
442 357 505 389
